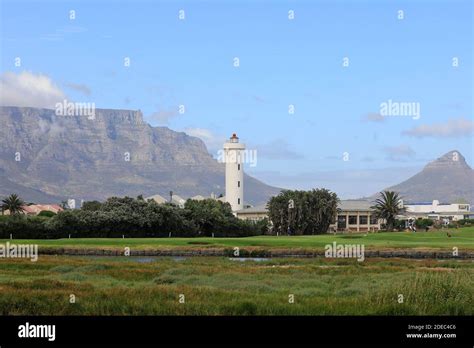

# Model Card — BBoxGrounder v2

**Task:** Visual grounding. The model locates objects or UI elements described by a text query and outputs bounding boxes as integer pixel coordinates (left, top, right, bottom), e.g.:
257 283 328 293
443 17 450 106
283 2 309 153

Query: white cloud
40 25 87 41
149 109 180 124
183 127 226 154
65 82 91 96
402 117 473 138
0 71 66 108
363 112 386 123
256 139 304 160
35 117 65 137
383 145 416 161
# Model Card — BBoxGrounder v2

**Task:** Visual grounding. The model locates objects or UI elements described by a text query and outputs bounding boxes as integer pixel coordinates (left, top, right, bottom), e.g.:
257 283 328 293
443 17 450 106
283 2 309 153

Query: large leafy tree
371 191 404 231
1 194 26 215
268 188 339 235
184 199 234 236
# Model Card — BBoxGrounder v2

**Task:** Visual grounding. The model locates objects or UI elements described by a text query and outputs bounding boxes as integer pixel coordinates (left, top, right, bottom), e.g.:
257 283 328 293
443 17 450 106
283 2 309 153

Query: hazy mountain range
0 106 280 204
0 106 472 206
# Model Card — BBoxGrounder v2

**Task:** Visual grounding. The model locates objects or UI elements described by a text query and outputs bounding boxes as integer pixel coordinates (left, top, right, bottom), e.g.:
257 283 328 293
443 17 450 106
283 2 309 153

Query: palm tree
1 194 26 215
371 191 404 231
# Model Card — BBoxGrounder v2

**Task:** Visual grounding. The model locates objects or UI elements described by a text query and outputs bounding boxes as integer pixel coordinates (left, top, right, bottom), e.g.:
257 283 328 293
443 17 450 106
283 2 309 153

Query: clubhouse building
235 199 471 233
235 200 383 233
399 200 470 222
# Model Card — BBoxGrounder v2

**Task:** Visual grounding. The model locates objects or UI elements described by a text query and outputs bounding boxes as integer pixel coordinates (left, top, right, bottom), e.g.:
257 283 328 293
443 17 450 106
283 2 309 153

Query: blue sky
1 0 473 198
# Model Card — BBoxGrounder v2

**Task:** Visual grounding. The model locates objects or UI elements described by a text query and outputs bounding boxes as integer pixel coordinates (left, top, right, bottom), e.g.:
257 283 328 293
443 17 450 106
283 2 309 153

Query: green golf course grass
2 227 473 251
0 256 472 315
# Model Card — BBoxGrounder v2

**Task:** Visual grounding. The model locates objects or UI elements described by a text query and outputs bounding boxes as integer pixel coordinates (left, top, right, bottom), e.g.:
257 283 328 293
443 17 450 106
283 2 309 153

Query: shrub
458 219 474 226
37 210 56 217
415 218 434 229
0 196 267 239
0 215 53 239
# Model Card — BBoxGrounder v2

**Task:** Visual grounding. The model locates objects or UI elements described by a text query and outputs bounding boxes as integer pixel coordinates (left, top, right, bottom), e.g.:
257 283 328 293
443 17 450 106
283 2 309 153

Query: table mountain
382 150 474 204
0 106 280 204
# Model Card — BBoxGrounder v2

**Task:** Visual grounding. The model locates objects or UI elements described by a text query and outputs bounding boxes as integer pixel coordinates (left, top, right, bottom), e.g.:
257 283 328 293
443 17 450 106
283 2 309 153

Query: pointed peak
424 150 470 170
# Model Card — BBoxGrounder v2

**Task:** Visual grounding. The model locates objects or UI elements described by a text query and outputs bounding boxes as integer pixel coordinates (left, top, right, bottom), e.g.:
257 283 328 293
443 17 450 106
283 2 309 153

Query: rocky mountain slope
0 106 280 204
382 150 474 204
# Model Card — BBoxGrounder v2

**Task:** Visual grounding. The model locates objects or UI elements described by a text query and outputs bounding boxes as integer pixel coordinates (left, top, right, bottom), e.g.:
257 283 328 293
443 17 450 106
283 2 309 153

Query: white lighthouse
224 133 245 211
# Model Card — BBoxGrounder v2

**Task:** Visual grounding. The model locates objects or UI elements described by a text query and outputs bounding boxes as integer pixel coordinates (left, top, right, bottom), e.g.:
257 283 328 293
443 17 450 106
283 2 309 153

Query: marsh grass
0 256 472 315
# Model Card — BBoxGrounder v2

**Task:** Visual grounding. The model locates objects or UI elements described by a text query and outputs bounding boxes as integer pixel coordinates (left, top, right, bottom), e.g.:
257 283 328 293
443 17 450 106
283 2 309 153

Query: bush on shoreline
0 197 268 239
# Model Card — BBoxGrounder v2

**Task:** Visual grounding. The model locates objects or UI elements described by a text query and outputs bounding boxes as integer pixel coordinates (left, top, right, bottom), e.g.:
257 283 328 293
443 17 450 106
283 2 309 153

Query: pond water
132 256 189 263
80 255 188 263
73 255 271 263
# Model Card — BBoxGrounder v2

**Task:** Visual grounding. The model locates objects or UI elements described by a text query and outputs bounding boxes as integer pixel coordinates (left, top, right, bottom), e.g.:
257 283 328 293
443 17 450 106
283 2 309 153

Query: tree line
0 196 268 239
1 188 445 238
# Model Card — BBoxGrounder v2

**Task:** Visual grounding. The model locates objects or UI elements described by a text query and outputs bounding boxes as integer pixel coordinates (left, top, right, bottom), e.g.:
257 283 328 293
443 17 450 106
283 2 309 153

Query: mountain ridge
0 106 281 204
380 150 474 205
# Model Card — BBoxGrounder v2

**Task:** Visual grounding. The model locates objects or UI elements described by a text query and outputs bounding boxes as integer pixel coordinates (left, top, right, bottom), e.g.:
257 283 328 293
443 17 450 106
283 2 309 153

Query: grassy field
0 256 472 315
0 227 471 315
2 227 473 251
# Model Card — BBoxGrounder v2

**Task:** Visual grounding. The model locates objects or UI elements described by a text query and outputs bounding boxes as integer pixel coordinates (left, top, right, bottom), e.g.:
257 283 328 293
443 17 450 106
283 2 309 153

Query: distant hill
380 150 474 205
0 106 281 204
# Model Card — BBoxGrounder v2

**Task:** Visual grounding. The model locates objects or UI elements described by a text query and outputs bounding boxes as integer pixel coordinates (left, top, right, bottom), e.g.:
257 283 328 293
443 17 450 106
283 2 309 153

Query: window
337 215 347 228
238 164 240 170
349 216 357 225
359 215 368 225
238 181 240 187
370 215 378 225
238 198 240 204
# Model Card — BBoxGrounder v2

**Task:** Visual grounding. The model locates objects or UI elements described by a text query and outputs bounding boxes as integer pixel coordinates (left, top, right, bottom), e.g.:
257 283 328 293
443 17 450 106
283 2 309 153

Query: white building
223 133 245 211
146 194 167 204
401 200 470 221
235 200 383 233
145 193 185 207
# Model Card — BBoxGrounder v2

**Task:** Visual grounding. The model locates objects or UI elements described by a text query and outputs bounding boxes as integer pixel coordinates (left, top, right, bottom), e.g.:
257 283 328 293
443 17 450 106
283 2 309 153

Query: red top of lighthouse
230 133 239 143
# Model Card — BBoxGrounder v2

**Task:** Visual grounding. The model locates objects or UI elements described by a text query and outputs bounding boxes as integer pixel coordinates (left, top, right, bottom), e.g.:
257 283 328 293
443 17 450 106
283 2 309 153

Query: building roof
405 202 451 206
235 200 376 215
190 195 206 201
38 204 63 212
235 204 268 214
171 194 185 203
5 204 64 215
338 200 374 212
146 194 168 204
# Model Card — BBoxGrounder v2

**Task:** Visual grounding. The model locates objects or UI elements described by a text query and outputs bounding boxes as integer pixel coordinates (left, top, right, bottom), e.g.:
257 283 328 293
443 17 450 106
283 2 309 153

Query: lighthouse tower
224 133 245 211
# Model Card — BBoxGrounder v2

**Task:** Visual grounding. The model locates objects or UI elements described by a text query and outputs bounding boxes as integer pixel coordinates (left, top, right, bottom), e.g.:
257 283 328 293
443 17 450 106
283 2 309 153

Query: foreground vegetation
2 228 473 251
0 197 268 238
0 256 472 315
